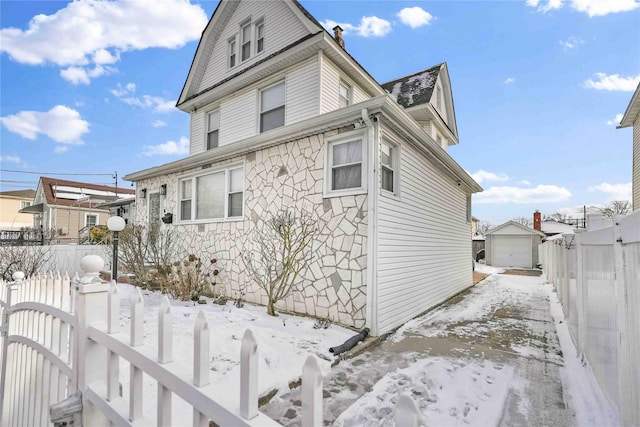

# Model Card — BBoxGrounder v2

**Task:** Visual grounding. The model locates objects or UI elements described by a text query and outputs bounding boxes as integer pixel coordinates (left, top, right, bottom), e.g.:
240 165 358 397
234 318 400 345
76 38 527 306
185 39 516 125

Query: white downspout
363 108 380 335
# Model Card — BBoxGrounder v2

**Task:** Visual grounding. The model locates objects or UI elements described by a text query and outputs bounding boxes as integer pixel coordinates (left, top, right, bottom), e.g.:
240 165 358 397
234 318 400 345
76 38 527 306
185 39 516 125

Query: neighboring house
619 82 640 211
0 189 36 230
485 221 544 268
20 177 135 244
96 196 137 225
540 219 575 240
124 0 482 335
471 216 479 236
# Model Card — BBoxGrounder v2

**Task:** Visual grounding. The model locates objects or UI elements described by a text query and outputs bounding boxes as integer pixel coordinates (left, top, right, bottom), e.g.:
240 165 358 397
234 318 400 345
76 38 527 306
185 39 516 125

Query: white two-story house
124 0 482 336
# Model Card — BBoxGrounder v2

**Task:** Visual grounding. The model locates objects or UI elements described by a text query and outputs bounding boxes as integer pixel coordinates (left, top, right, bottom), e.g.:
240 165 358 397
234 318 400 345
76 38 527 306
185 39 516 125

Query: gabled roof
0 189 36 199
38 177 134 209
485 220 545 237
619 82 640 128
380 64 441 109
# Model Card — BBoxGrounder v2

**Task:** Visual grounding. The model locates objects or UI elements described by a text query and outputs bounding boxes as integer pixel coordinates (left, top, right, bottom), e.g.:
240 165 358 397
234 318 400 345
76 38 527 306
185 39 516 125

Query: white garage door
492 236 532 268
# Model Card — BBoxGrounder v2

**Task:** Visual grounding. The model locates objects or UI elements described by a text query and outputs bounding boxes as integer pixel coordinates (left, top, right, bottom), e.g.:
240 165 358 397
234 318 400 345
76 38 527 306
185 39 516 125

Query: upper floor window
228 37 236 68
241 22 251 61
255 20 264 54
207 110 220 150
179 166 244 222
325 131 366 195
339 81 351 108
20 201 31 209
260 81 285 132
381 141 397 194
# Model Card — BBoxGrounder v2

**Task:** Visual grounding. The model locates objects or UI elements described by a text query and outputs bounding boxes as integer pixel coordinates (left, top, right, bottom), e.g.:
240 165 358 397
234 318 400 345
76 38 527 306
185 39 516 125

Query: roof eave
618 82 640 128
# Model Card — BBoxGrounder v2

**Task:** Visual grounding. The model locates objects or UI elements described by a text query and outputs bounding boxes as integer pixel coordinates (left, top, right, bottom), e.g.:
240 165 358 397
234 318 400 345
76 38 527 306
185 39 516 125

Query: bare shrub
162 255 218 301
244 209 318 316
0 245 53 281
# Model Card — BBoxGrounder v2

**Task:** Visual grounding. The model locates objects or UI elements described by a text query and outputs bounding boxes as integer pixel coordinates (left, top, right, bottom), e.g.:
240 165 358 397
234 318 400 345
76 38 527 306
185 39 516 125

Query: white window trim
258 79 286 133
177 163 245 224
254 19 264 55
228 36 237 68
380 140 400 197
240 20 252 62
323 129 368 198
206 109 220 150
84 213 99 228
339 80 352 108
20 201 32 209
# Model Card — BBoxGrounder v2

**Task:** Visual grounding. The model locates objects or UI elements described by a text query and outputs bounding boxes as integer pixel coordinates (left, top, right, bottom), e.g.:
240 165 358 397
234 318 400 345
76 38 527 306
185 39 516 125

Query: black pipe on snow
329 328 370 355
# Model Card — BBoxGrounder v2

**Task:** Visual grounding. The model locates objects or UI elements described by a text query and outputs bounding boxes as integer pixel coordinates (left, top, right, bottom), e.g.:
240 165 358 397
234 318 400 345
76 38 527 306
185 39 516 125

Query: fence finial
194 311 210 387
158 296 173 364
11 271 25 282
79 255 104 284
240 329 258 419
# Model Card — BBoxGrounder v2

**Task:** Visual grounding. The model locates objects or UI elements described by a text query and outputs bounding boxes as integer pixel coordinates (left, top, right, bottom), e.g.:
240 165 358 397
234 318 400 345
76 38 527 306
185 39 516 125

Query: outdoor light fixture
107 216 126 283
141 188 147 198
160 184 167 196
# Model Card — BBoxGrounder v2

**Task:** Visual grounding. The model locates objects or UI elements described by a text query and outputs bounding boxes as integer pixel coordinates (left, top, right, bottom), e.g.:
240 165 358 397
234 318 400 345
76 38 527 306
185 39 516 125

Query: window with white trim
380 141 396 194
178 166 244 222
228 37 237 68
20 201 31 209
207 110 220 150
260 80 285 132
339 81 351 108
85 214 98 228
326 132 366 194
241 21 251 61
255 20 264 54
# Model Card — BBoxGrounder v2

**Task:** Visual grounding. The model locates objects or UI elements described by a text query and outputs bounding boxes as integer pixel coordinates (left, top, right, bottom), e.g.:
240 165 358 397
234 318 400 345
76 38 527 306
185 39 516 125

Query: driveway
262 270 615 426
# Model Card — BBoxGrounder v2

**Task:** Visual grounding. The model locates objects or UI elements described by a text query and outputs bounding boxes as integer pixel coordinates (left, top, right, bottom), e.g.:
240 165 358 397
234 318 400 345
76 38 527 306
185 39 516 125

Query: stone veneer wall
134 130 368 328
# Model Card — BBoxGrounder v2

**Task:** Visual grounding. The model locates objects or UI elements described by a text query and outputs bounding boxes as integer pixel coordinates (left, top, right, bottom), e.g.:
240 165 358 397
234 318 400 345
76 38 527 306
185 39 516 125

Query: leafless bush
0 245 53 281
244 209 318 316
160 254 218 301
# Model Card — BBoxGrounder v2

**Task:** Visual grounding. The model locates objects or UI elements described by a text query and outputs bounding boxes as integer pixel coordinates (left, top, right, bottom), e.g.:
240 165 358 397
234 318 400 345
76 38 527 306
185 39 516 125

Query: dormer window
255 20 264 54
228 37 236 68
241 22 251 61
339 81 351 108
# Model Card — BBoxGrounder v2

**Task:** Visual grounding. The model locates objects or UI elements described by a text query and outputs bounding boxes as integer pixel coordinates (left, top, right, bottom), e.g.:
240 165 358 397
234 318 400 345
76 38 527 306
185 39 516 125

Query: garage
485 221 544 268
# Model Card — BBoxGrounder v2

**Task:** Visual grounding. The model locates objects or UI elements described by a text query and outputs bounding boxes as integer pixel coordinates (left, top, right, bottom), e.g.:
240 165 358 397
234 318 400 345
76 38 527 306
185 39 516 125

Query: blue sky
1 0 639 226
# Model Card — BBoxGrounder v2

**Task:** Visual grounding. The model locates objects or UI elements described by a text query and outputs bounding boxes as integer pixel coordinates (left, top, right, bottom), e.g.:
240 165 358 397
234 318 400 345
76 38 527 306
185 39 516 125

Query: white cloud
54 146 69 154
584 73 640 91
0 105 88 145
152 120 167 128
0 155 22 164
607 113 624 126
474 185 572 204
520 180 531 185
322 16 392 38
469 170 510 184
142 136 189 156
397 7 433 28
111 83 175 113
571 0 640 16
588 182 632 201
504 77 515 84
0 0 207 84
526 0 640 15
559 36 584 49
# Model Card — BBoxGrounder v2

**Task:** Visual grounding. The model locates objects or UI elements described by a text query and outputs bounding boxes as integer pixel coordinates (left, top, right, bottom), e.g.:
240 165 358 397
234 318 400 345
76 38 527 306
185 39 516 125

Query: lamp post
106 216 126 283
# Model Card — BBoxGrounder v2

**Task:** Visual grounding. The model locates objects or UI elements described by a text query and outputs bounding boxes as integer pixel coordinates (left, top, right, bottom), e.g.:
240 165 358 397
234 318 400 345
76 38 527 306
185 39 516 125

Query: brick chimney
333 25 345 49
533 210 541 231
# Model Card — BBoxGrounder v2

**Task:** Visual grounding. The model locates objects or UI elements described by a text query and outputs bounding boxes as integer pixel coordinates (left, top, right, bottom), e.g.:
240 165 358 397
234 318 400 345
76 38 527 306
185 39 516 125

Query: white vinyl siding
219 89 256 146
633 116 640 211
190 112 205 156
286 58 319 125
376 141 472 335
198 1 310 92
320 57 369 114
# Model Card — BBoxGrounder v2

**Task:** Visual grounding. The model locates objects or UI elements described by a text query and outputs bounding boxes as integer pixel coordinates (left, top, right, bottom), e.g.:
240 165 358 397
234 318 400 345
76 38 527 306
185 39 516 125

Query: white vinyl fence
539 211 640 427
1 256 423 426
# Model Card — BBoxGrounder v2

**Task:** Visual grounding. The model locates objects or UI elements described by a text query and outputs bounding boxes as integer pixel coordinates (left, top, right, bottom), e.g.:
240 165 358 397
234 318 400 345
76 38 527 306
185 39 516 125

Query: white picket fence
0 255 423 426
539 211 640 427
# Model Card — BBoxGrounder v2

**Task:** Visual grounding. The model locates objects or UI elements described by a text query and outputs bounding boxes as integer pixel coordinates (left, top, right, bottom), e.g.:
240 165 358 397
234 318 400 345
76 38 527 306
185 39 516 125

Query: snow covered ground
114 264 617 426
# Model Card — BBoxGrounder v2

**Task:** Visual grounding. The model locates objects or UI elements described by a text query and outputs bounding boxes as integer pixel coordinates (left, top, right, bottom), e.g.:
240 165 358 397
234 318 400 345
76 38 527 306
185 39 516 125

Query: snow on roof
380 64 441 108
541 220 575 235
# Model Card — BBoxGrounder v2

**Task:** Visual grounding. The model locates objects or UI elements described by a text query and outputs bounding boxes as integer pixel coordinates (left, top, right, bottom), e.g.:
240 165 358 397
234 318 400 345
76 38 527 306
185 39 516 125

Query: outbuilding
485 221 544 268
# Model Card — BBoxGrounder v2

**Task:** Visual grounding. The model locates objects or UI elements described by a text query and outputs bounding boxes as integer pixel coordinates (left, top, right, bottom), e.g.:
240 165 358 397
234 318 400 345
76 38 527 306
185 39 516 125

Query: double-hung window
241 22 251 61
381 141 396 193
255 20 264 54
326 132 365 193
339 81 351 108
179 166 244 222
20 201 31 209
207 110 220 150
260 81 285 132
85 214 98 228
228 37 236 68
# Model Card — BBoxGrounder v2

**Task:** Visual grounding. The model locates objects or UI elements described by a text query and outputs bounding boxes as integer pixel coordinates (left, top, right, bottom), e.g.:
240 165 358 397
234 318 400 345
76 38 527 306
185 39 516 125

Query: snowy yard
114 263 617 426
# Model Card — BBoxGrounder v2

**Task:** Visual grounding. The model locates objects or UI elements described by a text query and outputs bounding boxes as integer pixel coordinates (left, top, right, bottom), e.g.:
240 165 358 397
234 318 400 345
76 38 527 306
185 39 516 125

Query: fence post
574 229 586 358
395 393 423 427
240 329 258 420
612 216 633 426
302 355 323 427
75 255 110 426
0 272 23 424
